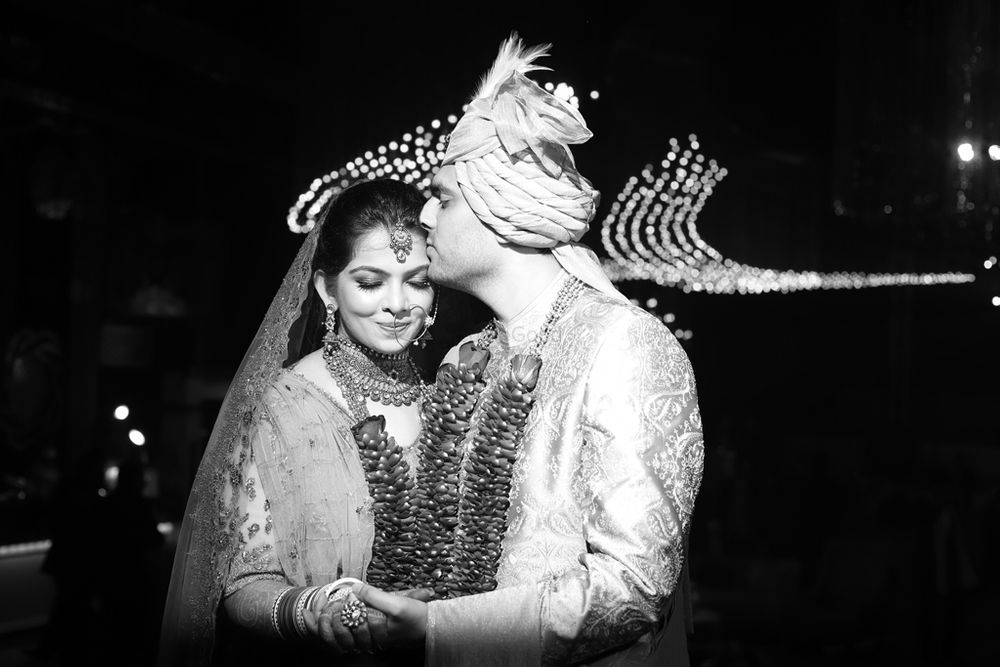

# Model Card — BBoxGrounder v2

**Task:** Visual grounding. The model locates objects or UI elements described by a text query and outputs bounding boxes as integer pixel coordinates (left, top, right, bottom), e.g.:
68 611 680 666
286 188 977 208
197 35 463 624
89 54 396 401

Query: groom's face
420 165 499 290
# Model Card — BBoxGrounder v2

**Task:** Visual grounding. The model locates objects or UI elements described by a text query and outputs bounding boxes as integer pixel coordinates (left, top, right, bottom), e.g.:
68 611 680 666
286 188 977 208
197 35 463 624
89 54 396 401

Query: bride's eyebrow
348 266 388 276
348 265 429 277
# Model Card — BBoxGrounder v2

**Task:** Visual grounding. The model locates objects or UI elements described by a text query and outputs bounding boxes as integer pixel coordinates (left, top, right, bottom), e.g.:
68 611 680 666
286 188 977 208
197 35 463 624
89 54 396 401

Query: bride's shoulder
282 350 345 405
289 348 326 381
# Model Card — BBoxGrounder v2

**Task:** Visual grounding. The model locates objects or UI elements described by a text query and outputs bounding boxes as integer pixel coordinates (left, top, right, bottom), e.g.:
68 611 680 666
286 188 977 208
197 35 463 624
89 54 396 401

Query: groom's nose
419 197 440 232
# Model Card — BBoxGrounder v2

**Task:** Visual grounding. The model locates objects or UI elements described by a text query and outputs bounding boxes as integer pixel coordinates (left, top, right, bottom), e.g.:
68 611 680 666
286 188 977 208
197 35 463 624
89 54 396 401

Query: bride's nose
382 284 409 318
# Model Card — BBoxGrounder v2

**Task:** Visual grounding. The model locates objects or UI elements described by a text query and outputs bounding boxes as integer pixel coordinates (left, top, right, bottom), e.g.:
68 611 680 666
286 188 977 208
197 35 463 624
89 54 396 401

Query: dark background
1 1 998 665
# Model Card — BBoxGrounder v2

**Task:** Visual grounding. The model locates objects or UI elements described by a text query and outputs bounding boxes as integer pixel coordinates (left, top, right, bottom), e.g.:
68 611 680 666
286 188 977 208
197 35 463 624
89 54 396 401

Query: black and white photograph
1 2 998 666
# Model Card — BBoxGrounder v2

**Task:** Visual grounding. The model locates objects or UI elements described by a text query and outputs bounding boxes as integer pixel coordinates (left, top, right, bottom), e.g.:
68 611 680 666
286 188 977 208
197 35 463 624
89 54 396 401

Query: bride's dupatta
157 213 332 666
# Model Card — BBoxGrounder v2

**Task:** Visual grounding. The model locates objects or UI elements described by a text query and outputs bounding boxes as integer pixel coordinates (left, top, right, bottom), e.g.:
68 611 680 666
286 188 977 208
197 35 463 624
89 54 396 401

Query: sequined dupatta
157 218 324 667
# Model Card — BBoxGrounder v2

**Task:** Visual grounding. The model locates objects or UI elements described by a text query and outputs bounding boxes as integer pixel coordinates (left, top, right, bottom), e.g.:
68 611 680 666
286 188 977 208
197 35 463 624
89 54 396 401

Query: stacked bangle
271 586 294 640
272 577 363 640
271 585 320 640
293 586 322 637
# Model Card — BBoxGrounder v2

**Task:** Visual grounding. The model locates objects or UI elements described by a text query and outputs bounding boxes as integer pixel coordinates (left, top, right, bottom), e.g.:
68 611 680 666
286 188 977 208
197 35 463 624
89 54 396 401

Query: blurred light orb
993 296 1000 307
957 142 975 162
590 90 600 100
989 145 1000 161
129 429 146 446
113 405 129 420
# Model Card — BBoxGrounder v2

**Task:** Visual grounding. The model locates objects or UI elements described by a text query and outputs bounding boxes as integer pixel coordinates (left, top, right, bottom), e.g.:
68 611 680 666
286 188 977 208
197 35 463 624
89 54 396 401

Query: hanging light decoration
286 98 974 294
287 81 583 234
287 116 458 233
600 135 977 293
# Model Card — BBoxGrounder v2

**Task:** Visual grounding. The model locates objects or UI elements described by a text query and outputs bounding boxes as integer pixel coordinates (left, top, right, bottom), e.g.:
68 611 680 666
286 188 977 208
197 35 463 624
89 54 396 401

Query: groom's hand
399 587 436 602
352 582 429 646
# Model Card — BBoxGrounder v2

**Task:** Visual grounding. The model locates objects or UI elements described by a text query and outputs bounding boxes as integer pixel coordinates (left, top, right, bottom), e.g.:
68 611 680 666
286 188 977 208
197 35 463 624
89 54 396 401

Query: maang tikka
389 220 413 263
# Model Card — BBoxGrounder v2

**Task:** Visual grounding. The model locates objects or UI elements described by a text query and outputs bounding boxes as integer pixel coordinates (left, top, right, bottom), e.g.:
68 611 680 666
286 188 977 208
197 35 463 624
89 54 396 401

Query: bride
158 178 437 666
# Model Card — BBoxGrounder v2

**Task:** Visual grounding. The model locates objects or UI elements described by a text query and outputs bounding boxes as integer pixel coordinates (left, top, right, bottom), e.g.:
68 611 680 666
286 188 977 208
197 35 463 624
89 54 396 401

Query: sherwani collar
496 269 570 349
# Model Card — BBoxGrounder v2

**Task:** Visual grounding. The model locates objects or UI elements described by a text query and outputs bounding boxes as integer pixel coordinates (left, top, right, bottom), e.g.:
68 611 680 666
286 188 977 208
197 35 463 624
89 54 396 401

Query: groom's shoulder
576 290 683 355
578 289 663 333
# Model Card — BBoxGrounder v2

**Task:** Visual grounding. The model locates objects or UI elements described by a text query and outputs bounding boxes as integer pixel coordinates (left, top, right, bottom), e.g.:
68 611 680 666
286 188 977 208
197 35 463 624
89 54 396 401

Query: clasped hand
303 583 431 654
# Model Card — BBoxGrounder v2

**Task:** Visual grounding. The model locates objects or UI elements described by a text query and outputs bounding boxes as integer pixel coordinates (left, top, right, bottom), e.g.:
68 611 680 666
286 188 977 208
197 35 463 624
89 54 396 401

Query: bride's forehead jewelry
389 220 413 263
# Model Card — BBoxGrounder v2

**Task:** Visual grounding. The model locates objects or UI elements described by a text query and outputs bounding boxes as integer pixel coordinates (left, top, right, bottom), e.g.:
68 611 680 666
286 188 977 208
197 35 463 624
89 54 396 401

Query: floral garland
448 353 541 594
412 342 491 595
409 337 544 597
351 277 583 597
351 415 419 592
410 277 584 597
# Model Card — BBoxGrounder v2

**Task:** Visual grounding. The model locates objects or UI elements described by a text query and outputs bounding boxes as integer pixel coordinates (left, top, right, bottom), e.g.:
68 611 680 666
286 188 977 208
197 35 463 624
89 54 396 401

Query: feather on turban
442 33 627 301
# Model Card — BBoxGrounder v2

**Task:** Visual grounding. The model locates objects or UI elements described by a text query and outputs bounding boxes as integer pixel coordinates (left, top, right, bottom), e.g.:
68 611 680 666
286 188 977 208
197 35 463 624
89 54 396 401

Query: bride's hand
303 589 387 654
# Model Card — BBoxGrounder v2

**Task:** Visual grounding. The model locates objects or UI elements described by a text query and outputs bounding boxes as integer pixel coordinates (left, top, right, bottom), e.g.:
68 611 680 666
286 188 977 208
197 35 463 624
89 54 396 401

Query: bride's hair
292 178 427 357
313 178 426 278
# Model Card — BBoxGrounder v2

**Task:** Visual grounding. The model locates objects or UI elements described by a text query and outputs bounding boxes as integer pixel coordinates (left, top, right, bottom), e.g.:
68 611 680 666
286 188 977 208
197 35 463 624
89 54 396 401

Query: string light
287 110 976 298
286 115 459 233
601 135 978 293
289 80 589 233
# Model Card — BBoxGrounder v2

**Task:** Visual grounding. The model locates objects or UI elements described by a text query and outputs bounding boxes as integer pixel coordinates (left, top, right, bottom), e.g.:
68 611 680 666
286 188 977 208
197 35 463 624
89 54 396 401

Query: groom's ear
313 270 335 309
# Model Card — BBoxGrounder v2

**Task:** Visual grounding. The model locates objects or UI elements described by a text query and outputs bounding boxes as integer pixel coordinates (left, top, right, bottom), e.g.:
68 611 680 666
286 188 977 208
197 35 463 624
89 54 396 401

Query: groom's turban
440 35 627 301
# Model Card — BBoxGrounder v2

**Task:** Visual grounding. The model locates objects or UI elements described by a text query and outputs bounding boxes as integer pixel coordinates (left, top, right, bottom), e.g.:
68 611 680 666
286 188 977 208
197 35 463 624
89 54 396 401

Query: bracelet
271 586 294 640
293 586 321 638
318 576 364 602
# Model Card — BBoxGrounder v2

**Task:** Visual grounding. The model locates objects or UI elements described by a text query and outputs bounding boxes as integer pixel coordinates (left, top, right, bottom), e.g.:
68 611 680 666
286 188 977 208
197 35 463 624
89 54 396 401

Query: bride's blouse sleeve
223 406 285 595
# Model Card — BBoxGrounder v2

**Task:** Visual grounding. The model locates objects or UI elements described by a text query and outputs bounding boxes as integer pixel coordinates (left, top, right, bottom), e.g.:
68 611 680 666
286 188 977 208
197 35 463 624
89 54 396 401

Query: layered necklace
323 335 427 591
411 275 587 597
322 336 427 422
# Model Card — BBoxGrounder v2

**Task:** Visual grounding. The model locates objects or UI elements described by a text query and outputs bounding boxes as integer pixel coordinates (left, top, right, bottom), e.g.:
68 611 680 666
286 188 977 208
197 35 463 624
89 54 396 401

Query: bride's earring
323 303 338 343
412 292 439 348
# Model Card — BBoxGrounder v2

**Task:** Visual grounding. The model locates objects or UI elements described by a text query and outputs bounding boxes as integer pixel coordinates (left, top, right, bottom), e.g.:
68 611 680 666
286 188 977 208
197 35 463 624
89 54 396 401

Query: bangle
278 586 306 640
271 586 294 640
318 576 364 602
293 586 320 638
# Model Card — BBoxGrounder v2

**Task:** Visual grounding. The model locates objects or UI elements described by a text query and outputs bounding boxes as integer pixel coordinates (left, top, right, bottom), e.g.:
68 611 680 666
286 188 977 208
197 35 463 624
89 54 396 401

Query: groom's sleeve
425 313 704 666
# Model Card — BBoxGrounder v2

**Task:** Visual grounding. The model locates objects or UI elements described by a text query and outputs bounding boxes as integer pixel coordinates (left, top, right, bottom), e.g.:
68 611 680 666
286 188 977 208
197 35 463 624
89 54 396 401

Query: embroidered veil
157 213 329 666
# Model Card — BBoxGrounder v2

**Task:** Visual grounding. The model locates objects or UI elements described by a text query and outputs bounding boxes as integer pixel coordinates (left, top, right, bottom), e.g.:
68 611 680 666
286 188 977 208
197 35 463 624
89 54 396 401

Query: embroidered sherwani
427 272 704 666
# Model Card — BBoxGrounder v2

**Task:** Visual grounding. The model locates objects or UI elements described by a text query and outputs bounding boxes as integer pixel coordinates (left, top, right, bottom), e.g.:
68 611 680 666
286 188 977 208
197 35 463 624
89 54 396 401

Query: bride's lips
377 321 413 334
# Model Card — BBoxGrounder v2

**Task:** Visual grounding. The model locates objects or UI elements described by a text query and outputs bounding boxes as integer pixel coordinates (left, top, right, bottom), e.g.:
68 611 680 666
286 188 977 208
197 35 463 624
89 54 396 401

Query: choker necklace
322 337 427 421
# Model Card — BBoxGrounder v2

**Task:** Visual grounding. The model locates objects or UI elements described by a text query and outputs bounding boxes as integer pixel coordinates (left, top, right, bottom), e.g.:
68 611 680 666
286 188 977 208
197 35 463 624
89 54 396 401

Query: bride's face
328 227 434 355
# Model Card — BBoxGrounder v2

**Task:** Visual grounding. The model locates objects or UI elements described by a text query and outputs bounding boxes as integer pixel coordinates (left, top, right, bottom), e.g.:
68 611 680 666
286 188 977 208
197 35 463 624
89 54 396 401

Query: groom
358 34 704 666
